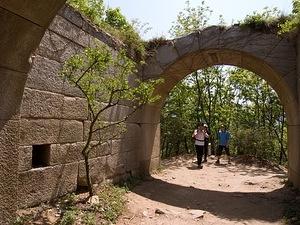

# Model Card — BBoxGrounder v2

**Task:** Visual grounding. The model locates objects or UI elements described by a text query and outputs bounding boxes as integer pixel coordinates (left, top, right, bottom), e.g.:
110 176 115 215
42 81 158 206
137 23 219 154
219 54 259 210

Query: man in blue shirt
216 125 230 164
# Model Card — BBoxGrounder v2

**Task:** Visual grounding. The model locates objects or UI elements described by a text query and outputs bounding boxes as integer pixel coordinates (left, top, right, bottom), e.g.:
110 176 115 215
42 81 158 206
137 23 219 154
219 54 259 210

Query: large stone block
155 41 179 69
128 104 161 124
83 120 121 141
289 167 300 189
106 153 127 178
78 157 106 186
198 26 222 49
288 125 300 173
174 32 199 57
20 119 84 145
37 30 84 64
49 143 84 165
242 33 282 60
139 123 160 161
1 0 65 27
265 57 296 77
18 163 78 208
49 15 92 47
218 26 250 49
149 157 161 172
142 57 164 80
122 123 142 139
102 104 133 122
0 120 19 223
20 119 60 145
18 146 33 172
62 96 88 120
21 88 64 119
217 50 242 67
0 67 27 120
111 137 140 155
26 55 83 97
125 150 139 172
0 7 44 72
89 141 112 158
59 120 84 143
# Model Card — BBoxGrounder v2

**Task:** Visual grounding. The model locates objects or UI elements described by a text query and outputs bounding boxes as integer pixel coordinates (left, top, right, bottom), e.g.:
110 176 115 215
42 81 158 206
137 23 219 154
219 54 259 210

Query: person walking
203 124 210 163
216 125 231 165
192 123 209 169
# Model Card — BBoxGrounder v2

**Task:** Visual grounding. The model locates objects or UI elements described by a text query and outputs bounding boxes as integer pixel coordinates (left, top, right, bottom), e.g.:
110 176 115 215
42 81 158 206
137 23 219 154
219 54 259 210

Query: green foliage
62 45 160 114
11 215 31 225
68 0 105 25
105 8 129 29
169 0 212 37
279 0 300 34
59 193 77 211
146 37 169 52
67 0 146 60
162 66 287 163
62 43 161 195
239 7 285 31
82 212 96 225
60 210 77 225
97 184 126 223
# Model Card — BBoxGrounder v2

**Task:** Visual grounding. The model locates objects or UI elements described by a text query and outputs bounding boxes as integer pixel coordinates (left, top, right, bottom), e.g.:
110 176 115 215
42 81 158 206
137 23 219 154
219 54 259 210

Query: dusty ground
117 155 292 225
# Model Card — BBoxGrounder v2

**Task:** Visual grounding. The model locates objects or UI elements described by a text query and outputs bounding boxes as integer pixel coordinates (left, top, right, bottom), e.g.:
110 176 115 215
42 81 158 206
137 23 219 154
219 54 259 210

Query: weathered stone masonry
17 6 142 208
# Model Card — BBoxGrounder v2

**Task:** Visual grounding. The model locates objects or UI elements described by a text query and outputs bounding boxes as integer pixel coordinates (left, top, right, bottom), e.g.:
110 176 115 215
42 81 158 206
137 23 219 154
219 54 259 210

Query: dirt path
117 155 291 225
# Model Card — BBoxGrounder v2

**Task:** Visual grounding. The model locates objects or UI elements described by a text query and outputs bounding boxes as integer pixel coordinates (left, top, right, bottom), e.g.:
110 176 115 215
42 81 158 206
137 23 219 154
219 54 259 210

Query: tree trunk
83 152 94 197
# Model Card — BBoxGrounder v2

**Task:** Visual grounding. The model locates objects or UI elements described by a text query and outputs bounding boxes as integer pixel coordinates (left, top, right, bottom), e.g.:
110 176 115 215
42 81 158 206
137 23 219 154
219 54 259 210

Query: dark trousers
195 145 204 165
217 145 230 156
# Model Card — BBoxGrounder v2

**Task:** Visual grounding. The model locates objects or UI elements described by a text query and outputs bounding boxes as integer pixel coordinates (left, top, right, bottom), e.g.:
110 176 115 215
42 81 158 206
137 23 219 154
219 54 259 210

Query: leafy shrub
97 184 126 223
279 0 300 34
82 212 96 225
239 7 287 32
67 0 146 60
60 210 77 225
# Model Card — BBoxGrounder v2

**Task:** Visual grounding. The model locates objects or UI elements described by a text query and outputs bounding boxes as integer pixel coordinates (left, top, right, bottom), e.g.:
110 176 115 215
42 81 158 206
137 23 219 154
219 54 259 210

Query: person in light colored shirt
192 123 209 169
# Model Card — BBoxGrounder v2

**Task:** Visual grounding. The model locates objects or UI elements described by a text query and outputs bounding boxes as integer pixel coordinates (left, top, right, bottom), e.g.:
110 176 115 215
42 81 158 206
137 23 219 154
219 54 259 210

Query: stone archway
139 26 300 188
0 1 66 222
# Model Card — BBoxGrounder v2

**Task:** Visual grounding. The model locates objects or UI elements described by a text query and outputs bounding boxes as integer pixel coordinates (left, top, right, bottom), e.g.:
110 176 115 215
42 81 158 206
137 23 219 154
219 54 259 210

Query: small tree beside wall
61 44 161 197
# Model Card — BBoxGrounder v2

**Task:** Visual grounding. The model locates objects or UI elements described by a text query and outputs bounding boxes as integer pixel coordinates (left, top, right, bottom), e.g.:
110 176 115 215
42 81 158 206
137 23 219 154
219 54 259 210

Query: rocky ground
117 155 295 225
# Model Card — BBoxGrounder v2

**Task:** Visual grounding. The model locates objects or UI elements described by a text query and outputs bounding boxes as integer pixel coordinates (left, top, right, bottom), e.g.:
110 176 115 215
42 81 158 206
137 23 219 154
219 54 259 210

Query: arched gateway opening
138 26 299 188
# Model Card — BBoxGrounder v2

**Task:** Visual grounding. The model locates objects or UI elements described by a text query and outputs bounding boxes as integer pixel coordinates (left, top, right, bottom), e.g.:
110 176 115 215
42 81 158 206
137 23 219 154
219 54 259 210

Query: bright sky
103 0 293 40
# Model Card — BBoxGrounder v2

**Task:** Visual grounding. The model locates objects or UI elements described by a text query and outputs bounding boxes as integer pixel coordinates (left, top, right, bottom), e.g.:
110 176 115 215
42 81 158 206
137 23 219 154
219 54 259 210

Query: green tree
169 0 212 37
279 0 300 34
62 44 160 196
229 69 287 163
105 8 129 29
161 81 195 157
67 0 146 59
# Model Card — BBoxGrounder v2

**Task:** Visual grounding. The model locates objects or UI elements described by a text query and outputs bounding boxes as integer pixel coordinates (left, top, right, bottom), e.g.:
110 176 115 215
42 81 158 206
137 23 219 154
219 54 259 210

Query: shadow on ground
132 177 290 222
132 156 290 223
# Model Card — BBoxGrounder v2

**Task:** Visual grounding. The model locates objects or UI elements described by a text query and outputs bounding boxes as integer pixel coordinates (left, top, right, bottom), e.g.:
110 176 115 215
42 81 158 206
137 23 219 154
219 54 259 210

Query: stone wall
17 5 142 208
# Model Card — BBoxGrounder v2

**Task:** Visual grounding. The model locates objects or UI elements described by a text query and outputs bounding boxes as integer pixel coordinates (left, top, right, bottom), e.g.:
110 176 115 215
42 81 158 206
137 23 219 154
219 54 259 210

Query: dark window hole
32 144 51 168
